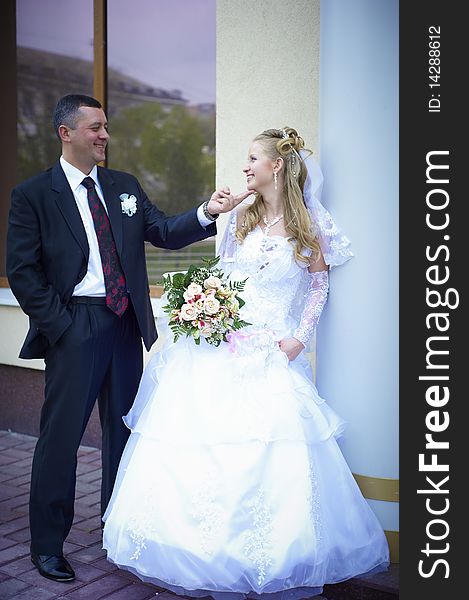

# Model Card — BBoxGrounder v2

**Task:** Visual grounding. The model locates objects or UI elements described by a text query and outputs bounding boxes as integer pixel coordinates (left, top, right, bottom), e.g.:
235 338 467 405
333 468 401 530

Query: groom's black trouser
29 298 143 555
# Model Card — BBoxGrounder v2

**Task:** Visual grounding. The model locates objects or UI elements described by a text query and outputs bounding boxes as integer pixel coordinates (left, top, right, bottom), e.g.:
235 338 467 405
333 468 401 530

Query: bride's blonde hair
236 127 321 265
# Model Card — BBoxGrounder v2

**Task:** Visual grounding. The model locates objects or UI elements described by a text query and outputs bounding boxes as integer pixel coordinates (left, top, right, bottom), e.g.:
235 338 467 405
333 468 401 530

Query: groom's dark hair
53 94 103 140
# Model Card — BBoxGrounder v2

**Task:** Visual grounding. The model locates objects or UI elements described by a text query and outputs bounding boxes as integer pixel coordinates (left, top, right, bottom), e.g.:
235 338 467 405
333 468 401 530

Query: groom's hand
207 188 253 216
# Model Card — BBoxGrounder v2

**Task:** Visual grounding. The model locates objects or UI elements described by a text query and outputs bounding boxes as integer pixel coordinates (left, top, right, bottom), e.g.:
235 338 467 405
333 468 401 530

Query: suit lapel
51 162 89 260
98 167 124 256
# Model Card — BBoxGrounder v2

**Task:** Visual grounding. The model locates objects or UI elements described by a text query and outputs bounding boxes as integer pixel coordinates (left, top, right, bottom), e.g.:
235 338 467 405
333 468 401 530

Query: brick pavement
0 430 169 599
0 430 397 600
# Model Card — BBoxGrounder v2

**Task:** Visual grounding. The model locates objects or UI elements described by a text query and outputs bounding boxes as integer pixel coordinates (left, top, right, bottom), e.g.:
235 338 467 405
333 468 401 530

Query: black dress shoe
31 553 75 582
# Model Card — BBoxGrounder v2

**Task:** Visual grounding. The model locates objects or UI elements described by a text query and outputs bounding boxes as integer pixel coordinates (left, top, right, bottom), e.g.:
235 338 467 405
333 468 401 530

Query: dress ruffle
123 337 345 446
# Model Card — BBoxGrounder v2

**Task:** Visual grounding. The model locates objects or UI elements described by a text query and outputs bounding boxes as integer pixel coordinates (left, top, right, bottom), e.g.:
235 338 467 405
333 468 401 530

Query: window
107 0 216 283
16 0 94 181
2 1 215 285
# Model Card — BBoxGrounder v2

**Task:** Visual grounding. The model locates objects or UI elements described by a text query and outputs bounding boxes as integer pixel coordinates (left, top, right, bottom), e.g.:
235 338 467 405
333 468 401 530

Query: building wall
0 294 164 447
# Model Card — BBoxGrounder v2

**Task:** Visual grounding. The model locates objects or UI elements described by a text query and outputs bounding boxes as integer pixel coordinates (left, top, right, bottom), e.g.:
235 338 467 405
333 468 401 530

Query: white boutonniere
120 193 137 216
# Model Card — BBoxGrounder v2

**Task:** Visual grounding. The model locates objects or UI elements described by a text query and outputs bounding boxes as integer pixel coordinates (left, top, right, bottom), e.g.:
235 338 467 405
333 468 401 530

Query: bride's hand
278 337 305 362
206 188 253 216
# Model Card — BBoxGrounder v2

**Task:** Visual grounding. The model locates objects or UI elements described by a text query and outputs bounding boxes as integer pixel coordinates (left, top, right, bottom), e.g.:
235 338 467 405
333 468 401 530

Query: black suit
6 161 216 554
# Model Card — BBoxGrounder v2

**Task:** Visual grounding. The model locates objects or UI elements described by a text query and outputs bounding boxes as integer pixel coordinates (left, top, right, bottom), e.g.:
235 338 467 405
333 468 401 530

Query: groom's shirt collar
60 156 100 194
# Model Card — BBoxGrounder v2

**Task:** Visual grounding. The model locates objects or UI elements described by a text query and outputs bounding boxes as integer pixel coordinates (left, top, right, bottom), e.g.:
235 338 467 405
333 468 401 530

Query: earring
274 171 278 191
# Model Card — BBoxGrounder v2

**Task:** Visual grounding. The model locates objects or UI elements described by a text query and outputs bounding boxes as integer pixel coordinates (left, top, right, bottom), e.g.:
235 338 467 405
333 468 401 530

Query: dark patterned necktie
81 177 128 317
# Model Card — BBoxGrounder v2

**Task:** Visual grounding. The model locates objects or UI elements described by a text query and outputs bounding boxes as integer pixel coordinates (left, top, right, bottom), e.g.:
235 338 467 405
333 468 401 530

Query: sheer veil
300 150 354 267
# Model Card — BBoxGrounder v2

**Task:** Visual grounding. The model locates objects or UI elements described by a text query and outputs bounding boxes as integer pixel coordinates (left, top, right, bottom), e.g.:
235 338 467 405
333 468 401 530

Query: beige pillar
216 0 320 234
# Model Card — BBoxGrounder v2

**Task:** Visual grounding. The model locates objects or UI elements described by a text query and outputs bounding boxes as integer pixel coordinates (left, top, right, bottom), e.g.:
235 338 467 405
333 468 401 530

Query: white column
317 0 399 533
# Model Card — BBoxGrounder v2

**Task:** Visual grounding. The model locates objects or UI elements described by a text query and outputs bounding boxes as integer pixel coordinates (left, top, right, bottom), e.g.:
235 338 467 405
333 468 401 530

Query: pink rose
204 297 220 315
180 303 199 321
183 283 203 301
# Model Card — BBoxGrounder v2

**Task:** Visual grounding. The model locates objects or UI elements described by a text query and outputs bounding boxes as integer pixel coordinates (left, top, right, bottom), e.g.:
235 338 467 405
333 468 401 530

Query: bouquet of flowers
162 256 250 346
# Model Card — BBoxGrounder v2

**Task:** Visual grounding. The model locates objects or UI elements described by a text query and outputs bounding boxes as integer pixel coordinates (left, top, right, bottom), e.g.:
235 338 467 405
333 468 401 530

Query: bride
102 127 390 599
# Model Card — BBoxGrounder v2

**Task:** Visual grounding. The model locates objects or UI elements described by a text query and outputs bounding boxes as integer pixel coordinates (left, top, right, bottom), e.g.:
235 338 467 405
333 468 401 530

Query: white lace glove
293 270 329 347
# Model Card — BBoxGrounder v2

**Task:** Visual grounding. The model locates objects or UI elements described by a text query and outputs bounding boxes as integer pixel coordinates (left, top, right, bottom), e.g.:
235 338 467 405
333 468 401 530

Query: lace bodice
226 226 310 341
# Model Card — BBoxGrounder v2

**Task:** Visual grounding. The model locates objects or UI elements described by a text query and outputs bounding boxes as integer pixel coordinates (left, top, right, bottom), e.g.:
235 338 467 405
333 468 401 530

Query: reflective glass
16 0 94 182
108 0 216 283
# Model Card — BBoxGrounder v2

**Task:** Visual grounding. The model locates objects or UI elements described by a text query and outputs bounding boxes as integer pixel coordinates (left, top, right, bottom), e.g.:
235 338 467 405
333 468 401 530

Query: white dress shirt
60 156 108 296
59 156 214 297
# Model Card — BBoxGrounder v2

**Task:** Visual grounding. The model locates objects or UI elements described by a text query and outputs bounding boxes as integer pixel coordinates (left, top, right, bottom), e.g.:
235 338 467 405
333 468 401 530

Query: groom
6 94 249 582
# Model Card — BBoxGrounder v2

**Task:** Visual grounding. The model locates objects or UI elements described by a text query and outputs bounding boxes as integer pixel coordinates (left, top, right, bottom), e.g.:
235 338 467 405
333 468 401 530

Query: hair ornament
279 128 298 176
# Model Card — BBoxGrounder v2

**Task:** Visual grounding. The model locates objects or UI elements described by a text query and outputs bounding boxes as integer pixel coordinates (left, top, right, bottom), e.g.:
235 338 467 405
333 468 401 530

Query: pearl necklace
262 214 283 236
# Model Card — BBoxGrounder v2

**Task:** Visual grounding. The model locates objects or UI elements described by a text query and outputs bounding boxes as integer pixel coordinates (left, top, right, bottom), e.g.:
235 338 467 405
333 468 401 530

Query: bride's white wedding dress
102 224 390 599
